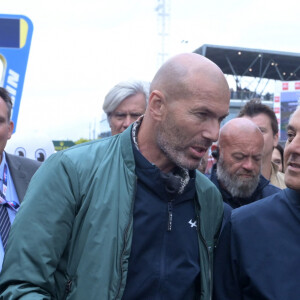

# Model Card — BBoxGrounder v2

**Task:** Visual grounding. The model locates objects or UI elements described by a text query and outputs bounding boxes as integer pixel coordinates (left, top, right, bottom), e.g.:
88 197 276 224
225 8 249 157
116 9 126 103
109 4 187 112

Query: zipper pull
65 279 72 295
167 201 173 231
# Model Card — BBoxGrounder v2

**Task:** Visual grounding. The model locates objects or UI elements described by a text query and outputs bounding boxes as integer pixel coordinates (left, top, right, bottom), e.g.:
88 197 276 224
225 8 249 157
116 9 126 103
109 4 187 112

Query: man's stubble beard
156 118 203 170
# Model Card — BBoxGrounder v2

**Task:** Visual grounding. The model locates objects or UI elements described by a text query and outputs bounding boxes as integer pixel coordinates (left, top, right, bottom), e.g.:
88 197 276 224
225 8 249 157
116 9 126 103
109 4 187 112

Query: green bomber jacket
0 125 223 300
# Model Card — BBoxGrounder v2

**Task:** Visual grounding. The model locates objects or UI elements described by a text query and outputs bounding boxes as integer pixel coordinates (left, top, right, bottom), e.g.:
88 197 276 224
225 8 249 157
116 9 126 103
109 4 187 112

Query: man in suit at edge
0 87 40 271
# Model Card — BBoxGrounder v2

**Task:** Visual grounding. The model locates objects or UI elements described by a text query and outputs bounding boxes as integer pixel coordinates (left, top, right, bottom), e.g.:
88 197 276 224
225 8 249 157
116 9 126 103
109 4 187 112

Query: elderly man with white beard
208 118 280 209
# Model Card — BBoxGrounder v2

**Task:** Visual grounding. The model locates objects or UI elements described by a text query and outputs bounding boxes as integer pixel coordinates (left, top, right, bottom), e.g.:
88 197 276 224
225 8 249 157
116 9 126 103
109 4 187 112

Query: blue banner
0 14 33 132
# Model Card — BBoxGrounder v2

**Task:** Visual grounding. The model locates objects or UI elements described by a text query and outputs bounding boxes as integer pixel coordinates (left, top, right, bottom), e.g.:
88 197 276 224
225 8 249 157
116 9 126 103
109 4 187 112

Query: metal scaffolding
155 0 171 68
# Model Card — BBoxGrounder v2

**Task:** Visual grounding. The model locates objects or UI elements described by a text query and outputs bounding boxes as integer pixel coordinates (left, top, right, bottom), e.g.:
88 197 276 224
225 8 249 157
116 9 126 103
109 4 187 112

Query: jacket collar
119 124 136 174
284 188 300 207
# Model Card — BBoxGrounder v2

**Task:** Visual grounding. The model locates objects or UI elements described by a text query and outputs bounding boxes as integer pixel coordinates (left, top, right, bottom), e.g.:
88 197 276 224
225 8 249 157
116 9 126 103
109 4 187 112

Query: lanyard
2 163 8 196
0 164 19 212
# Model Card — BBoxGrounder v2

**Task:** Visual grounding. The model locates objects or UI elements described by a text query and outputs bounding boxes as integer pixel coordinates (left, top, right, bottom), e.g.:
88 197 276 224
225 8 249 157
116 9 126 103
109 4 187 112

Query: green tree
74 138 90 145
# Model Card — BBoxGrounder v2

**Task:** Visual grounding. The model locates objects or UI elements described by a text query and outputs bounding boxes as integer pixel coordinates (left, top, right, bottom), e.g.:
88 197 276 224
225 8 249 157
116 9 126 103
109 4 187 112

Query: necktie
0 163 11 250
0 203 10 249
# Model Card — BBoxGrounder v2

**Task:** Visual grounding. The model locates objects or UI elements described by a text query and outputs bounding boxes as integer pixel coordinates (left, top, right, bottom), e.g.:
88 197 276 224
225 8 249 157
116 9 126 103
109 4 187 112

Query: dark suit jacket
5 152 41 203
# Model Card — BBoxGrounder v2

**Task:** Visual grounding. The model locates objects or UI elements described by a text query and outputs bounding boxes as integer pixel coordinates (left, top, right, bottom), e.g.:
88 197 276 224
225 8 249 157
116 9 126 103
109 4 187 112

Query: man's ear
7 121 14 140
273 132 279 147
212 147 220 160
148 90 166 121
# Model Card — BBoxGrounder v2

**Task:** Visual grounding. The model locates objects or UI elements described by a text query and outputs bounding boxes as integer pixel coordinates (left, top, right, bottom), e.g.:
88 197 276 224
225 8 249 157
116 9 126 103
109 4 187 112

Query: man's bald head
150 53 230 102
219 118 264 149
216 118 264 199
138 53 230 173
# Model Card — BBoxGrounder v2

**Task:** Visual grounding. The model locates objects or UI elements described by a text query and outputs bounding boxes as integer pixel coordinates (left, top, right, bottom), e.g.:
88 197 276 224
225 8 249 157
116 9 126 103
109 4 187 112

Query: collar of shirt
0 152 7 182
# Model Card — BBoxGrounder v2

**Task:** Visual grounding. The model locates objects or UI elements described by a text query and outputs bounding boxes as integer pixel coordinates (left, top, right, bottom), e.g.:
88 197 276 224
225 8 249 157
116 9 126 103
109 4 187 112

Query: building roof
194 44 300 81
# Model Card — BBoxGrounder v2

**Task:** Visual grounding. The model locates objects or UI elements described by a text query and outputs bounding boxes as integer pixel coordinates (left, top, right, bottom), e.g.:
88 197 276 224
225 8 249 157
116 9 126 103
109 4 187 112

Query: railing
230 90 274 101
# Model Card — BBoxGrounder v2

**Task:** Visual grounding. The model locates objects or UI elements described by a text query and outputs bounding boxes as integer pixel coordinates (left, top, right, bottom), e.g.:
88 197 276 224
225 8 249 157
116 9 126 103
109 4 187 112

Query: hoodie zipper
167 200 173 231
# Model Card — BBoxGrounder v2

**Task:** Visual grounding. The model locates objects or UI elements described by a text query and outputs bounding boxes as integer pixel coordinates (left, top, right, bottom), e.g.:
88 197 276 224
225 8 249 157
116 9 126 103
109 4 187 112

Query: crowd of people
0 52 298 300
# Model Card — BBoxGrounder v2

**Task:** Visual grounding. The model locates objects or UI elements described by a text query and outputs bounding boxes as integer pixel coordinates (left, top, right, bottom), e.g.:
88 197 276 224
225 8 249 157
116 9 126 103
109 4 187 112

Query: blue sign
0 14 33 132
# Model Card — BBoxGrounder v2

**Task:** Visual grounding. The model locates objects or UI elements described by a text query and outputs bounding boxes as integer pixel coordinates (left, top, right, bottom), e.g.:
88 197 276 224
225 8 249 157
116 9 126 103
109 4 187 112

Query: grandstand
194 44 300 136
194 44 300 85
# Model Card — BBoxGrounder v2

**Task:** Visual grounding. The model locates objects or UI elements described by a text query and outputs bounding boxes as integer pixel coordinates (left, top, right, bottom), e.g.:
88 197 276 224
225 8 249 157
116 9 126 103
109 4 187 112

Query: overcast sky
1 0 300 141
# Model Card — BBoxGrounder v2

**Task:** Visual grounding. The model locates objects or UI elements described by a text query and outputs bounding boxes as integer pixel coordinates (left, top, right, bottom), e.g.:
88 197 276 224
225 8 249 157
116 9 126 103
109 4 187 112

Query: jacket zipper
64 279 72 299
114 177 137 300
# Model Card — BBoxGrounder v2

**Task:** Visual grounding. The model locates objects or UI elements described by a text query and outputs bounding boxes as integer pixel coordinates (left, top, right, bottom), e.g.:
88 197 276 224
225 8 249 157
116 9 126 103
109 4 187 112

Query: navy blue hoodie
122 145 201 300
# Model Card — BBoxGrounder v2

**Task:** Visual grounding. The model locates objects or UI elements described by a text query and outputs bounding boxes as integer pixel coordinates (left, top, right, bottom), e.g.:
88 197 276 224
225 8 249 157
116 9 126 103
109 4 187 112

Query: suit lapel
5 153 28 203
